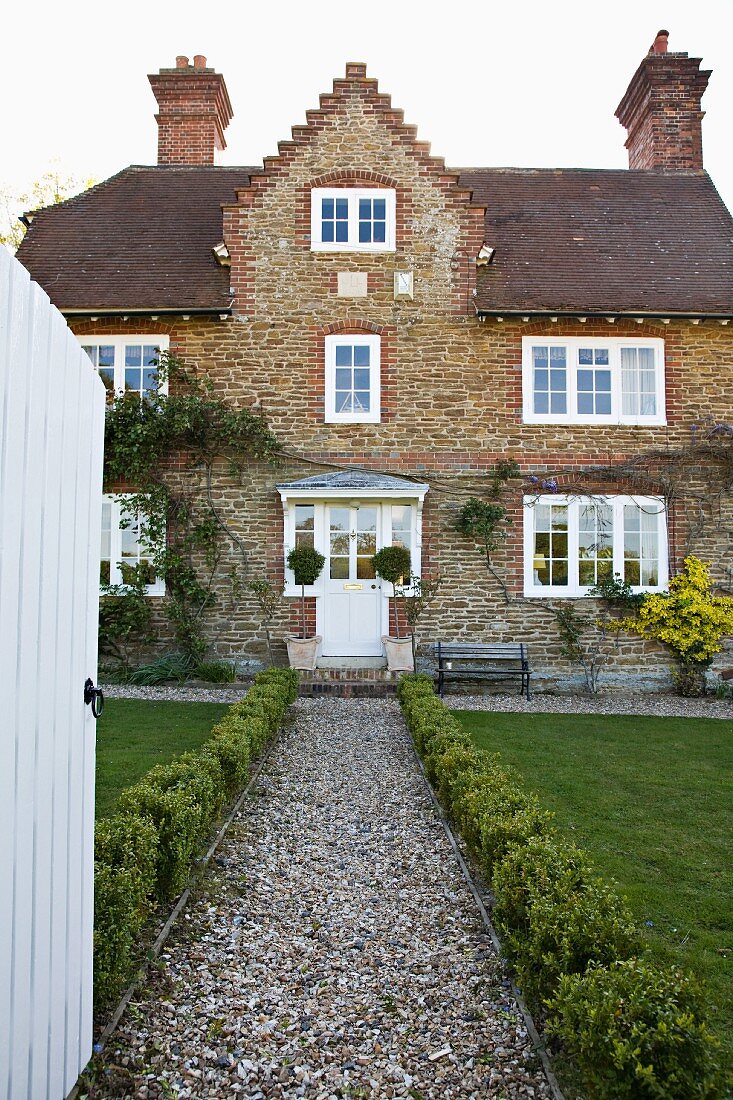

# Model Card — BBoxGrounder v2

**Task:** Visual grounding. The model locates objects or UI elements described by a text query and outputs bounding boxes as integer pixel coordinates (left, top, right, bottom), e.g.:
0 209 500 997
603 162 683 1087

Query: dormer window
311 188 396 252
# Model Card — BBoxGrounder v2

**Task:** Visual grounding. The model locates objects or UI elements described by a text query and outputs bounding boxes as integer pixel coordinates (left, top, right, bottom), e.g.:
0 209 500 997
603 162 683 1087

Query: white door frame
277 483 429 660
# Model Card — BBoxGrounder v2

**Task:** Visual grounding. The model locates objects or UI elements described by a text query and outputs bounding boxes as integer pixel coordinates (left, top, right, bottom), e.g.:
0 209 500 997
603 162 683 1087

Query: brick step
298 670 401 697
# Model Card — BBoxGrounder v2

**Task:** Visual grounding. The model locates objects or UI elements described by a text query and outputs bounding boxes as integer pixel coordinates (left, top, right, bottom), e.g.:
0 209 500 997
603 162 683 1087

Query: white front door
322 503 384 656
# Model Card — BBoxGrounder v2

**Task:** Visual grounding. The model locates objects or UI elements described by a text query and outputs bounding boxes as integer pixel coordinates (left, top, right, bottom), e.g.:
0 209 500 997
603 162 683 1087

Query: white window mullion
568 345 578 420
110 499 122 586
568 501 580 596
612 497 625 583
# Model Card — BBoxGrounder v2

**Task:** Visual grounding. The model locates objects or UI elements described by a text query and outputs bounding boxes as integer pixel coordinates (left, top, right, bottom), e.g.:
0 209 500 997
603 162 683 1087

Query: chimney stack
149 56 233 166
615 31 711 171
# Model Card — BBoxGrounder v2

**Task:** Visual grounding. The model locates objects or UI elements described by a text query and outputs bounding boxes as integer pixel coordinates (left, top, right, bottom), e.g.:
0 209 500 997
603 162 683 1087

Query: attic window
311 188 396 253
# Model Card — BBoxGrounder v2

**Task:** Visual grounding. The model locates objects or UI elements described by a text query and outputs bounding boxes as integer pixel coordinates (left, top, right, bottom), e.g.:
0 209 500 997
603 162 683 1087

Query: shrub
195 660 237 683
93 671 299 1012
118 752 224 898
255 666 299 704
547 959 723 1099
129 652 195 684
395 678 721 1094
492 834 638 997
205 721 251 793
93 814 158 1009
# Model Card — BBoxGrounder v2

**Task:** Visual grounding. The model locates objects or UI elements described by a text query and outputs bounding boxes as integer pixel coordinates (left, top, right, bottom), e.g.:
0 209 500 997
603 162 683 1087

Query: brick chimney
615 30 711 171
149 55 233 166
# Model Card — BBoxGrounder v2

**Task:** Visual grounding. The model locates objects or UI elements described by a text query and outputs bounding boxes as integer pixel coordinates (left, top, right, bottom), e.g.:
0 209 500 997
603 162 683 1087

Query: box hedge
93 667 298 1012
396 673 722 1098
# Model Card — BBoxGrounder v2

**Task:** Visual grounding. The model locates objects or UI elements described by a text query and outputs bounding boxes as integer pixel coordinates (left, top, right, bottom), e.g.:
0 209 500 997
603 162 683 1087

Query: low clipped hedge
397 674 723 1099
94 667 298 1012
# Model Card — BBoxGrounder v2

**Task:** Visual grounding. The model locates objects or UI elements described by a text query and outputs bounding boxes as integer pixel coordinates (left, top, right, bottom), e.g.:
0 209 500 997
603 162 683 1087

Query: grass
95 700 228 818
454 708 733 1063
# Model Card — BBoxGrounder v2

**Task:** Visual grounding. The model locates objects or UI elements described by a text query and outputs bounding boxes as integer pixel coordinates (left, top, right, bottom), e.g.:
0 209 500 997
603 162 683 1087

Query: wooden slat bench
434 642 531 700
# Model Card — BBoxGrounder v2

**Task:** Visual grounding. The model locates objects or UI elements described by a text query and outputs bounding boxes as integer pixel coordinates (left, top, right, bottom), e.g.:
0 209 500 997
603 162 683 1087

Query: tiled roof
463 168 733 315
16 164 733 315
16 166 256 312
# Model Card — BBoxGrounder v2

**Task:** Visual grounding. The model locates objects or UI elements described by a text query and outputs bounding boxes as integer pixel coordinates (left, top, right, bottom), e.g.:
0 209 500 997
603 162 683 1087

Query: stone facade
54 54 733 688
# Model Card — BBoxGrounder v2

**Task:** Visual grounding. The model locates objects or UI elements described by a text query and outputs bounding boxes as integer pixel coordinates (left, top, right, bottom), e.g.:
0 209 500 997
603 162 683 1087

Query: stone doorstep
298 668 402 697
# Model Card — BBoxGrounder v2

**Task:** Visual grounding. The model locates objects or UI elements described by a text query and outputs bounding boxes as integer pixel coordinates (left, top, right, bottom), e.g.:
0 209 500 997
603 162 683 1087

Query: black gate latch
83 678 104 719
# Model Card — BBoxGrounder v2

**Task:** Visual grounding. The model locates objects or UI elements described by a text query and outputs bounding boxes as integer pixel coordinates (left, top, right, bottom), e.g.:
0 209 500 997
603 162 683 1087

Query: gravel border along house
89 697 554 1099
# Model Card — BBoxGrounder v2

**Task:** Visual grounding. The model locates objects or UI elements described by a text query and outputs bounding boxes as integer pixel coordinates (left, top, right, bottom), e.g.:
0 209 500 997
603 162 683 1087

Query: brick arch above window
318 318 385 336
308 170 400 190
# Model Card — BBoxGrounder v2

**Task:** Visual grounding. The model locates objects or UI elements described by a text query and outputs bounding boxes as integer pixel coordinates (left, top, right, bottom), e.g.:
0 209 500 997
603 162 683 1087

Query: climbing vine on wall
102 354 279 666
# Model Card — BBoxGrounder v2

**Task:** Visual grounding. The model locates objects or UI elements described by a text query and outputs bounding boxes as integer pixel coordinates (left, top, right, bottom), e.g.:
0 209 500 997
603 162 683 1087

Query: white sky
2 0 732 215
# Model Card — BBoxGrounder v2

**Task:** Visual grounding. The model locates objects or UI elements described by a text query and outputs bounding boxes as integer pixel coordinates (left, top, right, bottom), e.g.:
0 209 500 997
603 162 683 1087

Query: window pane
353 368 370 390
322 221 335 243
356 556 376 579
357 532 376 555
335 392 352 413
295 505 314 531
335 368 351 389
353 345 370 367
335 199 348 219
353 391 370 412
125 368 141 392
330 533 349 555
124 345 142 367
533 504 568 586
322 199 334 218
624 501 659 587
335 221 349 243
99 368 114 393
335 345 352 367
330 557 349 580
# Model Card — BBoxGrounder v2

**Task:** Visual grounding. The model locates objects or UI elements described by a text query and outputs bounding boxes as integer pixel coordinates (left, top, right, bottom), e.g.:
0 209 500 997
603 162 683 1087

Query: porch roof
276 470 429 501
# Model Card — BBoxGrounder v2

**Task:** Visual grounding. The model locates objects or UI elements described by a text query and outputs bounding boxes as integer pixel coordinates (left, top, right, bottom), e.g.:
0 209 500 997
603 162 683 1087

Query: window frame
310 188 396 253
281 499 422 597
101 493 165 596
324 333 381 424
523 494 668 598
521 337 666 426
80 335 169 398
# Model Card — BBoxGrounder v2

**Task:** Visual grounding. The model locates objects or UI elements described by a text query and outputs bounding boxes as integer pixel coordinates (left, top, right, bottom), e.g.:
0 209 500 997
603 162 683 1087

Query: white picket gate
0 248 105 1100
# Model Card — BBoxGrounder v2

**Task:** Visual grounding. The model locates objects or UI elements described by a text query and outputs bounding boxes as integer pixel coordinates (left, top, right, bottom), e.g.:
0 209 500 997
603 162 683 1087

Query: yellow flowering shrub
614 557 733 666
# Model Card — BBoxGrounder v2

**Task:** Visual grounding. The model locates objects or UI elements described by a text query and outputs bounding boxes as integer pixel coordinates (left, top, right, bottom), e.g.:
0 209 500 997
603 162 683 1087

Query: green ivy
101 353 279 665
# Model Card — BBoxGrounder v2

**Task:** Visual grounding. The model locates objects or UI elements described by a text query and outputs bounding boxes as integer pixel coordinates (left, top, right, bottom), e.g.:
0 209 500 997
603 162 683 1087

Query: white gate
0 248 105 1100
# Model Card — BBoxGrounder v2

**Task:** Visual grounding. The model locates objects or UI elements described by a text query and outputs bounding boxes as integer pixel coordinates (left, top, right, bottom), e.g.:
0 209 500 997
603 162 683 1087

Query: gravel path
92 699 552 1099
103 683 732 719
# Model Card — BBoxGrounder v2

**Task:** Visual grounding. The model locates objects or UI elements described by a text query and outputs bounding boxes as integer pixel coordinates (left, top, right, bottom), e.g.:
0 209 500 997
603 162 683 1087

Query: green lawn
454 708 733 1062
95 700 228 818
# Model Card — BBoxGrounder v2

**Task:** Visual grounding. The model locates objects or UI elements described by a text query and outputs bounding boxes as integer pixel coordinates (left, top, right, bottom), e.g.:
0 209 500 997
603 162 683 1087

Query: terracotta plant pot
382 635 414 673
285 633 321 671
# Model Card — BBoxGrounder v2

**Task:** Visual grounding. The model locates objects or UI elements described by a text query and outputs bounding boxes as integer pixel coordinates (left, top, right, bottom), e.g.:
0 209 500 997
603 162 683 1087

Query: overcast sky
3 0 732 215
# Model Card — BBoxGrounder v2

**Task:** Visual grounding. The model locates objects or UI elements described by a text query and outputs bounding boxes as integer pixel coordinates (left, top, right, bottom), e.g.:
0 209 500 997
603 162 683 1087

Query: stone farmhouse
17 32 733 687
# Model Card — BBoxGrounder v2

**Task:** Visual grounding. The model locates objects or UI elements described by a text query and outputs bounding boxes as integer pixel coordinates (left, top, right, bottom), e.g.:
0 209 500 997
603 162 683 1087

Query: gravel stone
102 683 732 720
90 699 553 1099
448 690 732 720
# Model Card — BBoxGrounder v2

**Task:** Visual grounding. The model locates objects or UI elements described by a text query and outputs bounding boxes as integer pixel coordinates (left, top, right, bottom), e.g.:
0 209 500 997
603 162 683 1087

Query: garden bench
434 642 531 700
